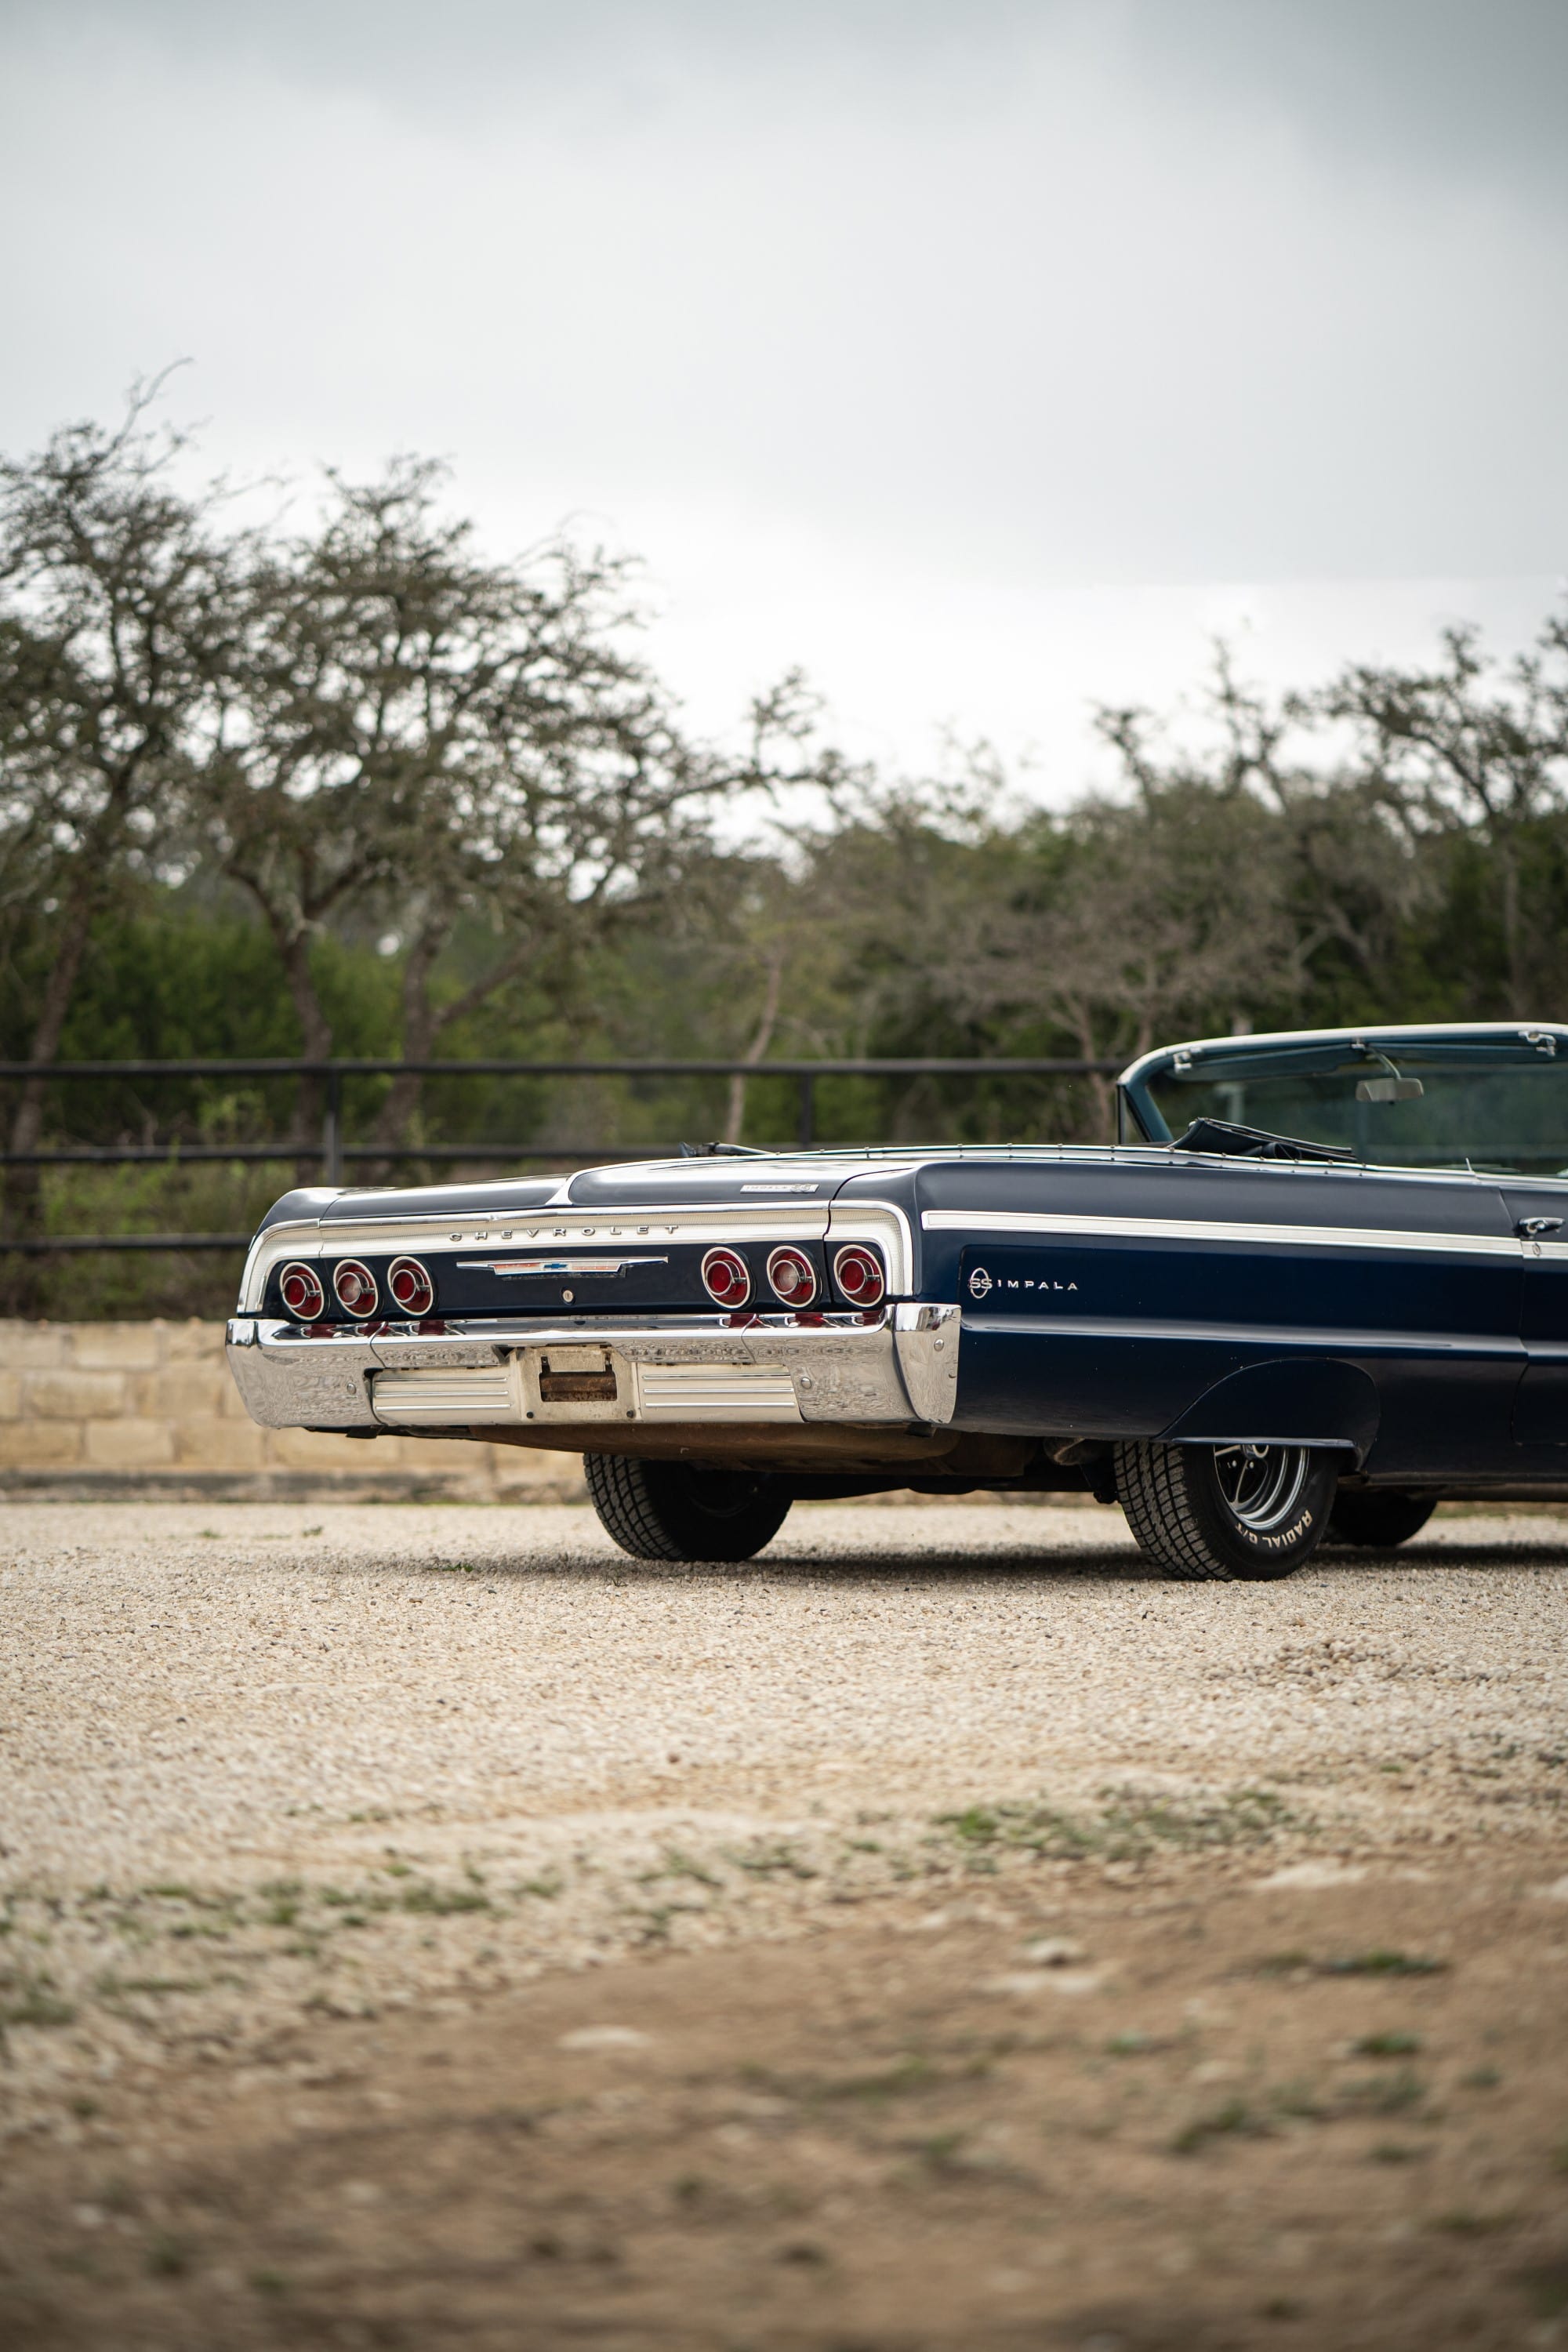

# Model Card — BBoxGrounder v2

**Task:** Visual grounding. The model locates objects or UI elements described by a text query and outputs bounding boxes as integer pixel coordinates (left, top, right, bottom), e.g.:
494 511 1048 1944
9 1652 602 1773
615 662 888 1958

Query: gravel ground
5 1500 1568 2347
4 1500 1568 2103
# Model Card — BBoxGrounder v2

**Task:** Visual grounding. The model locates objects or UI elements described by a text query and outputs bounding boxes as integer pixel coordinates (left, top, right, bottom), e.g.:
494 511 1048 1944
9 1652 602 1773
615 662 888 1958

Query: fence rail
0 1054 1120 1254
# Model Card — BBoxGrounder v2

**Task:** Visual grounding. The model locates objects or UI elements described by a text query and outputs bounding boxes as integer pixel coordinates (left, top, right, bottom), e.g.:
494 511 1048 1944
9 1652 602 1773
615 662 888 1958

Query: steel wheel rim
1213 1443 1311 1533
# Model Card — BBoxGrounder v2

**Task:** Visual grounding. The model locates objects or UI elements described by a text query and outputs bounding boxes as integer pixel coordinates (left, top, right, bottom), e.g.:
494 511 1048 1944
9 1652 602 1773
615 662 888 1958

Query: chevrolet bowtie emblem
456 1256 668 1277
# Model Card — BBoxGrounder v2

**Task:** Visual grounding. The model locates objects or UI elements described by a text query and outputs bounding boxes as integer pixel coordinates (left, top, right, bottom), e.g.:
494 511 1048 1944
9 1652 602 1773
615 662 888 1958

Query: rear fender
1160 1357 1380 1465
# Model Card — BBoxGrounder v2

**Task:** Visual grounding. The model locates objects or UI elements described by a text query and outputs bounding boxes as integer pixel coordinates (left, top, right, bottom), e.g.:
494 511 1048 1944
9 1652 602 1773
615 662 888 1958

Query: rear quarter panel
913 1154 1523 1475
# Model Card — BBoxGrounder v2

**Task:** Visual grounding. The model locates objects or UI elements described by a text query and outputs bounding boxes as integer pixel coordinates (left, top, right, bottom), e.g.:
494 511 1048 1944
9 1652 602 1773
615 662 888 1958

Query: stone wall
0 1322 580 1498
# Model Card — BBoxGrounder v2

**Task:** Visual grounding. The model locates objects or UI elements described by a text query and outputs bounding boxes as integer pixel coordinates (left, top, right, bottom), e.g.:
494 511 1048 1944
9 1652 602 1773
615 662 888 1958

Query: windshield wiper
1173 1117 1356 1164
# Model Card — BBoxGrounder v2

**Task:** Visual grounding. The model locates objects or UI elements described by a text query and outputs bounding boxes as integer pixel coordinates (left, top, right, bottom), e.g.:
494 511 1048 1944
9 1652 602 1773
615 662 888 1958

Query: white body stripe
920 1208 1520 1258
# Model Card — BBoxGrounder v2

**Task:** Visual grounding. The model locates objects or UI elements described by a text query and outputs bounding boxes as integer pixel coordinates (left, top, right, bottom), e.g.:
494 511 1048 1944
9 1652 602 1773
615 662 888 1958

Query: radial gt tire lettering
1112 1439 1338 1581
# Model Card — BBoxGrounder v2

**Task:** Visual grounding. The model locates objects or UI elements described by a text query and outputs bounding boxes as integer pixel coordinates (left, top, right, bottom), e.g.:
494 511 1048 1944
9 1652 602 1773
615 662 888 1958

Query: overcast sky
2 0 1564 789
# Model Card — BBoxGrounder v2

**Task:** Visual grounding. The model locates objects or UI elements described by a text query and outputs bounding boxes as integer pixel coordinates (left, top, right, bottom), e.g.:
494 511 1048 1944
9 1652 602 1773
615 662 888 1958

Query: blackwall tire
1112 1440 1337 1581
1327 1490 1436 1548
583 1454 793 1563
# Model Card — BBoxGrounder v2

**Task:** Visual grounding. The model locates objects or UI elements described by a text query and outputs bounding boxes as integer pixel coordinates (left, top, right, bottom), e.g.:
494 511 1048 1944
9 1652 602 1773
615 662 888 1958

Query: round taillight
278 1261 325 1320
387 1256 434 1315
833 1244 885 1306
766 1245 818 1307
332 1258 378 1316
700 1247 751 1308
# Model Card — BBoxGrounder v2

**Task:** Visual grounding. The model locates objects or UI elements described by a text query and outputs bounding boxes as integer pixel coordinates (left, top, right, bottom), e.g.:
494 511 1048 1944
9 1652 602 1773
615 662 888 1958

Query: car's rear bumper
225 1305 960 1432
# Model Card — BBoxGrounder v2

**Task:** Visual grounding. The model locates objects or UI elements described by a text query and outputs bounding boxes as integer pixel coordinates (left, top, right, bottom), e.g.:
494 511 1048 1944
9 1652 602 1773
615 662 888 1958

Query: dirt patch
5 1859 1568 2350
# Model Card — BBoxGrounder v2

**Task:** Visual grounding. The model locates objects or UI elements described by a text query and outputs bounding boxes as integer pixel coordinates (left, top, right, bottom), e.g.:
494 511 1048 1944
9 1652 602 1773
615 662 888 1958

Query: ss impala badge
967 1265 993 1299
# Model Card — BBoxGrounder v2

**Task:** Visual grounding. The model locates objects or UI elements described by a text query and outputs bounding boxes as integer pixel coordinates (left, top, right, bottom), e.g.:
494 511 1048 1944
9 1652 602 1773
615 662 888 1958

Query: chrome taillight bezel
700 1246 752 1308
278 1261 325 1321
833 1243 885 1306
386 1255 434 1315
765 1245 818 1307
332 1258 379 1316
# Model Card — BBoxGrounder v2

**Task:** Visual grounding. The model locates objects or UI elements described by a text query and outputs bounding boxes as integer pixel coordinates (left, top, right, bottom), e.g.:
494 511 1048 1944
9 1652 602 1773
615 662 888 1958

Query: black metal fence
0 1054 1119 1254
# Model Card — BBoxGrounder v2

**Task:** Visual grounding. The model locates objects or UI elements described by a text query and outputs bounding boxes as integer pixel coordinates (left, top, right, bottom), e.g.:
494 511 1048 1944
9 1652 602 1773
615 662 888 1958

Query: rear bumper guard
225 1305 960 1432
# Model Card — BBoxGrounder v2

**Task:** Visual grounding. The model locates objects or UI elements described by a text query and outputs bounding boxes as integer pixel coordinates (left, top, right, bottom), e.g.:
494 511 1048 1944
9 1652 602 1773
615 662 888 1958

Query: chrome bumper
225 1305 960 1431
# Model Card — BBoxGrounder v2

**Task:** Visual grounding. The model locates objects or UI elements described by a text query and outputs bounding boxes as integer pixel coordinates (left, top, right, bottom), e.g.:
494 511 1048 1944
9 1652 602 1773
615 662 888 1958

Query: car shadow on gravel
458 1537 1568 1585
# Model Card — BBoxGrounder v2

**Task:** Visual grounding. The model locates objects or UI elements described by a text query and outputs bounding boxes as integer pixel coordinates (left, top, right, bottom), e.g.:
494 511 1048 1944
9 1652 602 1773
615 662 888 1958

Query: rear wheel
584 1453 793 1562
1328 1489 1436 1548
1113 1439 1337 1581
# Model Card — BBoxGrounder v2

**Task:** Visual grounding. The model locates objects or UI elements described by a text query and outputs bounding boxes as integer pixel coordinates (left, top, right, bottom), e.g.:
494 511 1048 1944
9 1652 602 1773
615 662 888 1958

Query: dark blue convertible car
227 1023 1568 1579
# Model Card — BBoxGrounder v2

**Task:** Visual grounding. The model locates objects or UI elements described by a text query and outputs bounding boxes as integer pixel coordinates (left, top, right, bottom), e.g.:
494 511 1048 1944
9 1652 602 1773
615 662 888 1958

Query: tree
0 388 241 1248
1313 616 1568 1016
200 463 829 1160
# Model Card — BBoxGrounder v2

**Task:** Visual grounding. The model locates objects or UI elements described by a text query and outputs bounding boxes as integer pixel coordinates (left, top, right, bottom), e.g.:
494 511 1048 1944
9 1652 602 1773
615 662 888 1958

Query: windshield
1127 1034 1568 1178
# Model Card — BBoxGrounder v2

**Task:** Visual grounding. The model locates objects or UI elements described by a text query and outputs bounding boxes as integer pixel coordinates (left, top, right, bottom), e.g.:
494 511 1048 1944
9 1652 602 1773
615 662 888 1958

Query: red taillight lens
332 1258 378 1316
278 1261 325 1320
387 1257 434 1314
833 1245 885 1305
700 1247 751 1307
766 1245 818 1306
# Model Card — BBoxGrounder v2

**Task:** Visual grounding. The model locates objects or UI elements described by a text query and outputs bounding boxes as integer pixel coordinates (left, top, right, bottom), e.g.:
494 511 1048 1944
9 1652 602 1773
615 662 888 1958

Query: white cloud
1 1 1562 787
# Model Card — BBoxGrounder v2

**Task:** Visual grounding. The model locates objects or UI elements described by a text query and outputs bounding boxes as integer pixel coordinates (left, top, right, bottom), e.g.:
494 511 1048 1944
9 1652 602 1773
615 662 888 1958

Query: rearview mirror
1355 1076 1425 1103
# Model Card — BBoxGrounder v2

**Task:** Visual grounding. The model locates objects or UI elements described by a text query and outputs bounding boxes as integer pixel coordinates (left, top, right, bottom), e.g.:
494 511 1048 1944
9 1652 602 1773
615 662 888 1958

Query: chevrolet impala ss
226 1023 1568 1579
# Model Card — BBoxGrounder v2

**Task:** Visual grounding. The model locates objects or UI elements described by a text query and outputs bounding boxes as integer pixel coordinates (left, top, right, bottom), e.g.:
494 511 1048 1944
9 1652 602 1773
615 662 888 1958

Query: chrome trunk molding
236 1196 916 1313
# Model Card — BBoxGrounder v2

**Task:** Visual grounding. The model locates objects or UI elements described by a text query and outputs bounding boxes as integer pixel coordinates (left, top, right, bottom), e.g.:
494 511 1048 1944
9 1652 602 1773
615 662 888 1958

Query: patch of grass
1343 2067 1425 2117
1269 2079 1327 2122
935 1801 1094 1860
1258 1950 1447 1982
1105 2031 1161 2056
96 1973 205 1998
1171 2098 1270 2155
516 1872 564 1900
1353 2031 1424 2057
1461 2066 1502 2090
144 2233 189 2278
0 1971 75 2029
640 1849 722 1890
936 1784 1297 1865
817 2055 935 2103
399 1882 491 1916
249 2268 288 2297
1323 1951 1447 1979
1369 2142 1425 2164
728 1842 818 1881
1431 2210 1513 2238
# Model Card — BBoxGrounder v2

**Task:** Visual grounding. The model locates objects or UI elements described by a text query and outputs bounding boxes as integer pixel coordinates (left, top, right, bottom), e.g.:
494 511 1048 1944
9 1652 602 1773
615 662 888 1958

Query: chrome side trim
827 1197 916 1294
921 1208 1520 1259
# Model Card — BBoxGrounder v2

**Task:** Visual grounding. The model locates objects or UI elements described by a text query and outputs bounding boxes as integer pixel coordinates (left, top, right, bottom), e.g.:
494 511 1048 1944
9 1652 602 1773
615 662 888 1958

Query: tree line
3 391 1567 1309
